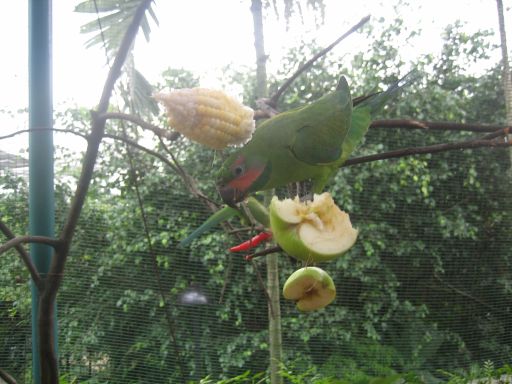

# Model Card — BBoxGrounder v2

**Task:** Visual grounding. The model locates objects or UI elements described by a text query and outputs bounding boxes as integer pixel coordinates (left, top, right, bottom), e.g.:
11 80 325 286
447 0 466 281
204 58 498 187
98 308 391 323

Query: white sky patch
0 0 510 155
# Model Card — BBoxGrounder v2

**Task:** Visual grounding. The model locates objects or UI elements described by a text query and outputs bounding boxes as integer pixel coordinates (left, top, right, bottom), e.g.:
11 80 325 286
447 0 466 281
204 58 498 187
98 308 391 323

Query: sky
0 0 510 155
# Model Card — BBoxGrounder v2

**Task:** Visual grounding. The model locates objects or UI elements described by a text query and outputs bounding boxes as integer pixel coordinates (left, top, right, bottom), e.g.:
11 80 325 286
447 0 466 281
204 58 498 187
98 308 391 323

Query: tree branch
2 121 509 146
120 126 186 380
246 245 282 261
0 124 218 213
0 368 17 384
156 137 220 209
268 15 370 107
0 235 61 257
100 111 180 141
370 119 510 133
37 1 155 382
60 0 153 246
0 219 43 289
0 128 88 142
481 127 511 140
344 136 510 167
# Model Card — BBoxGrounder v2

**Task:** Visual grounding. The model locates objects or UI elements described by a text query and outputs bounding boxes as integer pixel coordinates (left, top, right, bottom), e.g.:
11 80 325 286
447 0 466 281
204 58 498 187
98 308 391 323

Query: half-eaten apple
283 266 336 311
269 192 358 262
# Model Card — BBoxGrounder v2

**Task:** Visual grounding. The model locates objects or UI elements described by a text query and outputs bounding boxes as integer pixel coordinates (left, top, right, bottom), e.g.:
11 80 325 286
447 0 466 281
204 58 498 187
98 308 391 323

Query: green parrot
179 74 410 247
217 75 406 207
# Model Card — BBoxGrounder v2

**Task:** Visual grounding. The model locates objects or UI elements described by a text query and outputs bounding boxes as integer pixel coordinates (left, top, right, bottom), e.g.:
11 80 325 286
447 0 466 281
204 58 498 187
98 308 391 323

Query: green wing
290 77 352 165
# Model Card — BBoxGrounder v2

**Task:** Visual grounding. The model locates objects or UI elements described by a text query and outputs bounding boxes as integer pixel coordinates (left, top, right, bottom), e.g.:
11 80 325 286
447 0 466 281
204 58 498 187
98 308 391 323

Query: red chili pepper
229 231 272 253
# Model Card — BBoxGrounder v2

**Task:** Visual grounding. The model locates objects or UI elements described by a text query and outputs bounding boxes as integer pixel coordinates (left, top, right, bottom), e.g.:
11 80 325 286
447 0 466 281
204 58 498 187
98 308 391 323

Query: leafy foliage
1 8 511 384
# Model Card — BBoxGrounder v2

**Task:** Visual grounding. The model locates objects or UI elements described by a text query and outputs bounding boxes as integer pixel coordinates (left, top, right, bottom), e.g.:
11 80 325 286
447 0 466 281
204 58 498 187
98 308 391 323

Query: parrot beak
218 184 246 207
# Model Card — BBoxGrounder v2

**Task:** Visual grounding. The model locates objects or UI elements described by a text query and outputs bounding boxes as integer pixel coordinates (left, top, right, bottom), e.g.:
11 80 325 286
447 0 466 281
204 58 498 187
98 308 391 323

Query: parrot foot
285 180 313 201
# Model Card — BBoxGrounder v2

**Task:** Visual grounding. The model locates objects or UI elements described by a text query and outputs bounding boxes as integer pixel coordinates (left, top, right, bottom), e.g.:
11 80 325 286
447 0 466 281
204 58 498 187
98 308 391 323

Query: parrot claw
300 192 314 202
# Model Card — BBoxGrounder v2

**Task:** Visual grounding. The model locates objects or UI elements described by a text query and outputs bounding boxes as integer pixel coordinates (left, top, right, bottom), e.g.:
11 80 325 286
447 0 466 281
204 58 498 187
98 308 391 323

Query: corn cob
154 88 255 150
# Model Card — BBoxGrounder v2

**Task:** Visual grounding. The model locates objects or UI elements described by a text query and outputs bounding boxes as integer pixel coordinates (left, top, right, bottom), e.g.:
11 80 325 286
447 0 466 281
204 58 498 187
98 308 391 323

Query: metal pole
28 0 55 382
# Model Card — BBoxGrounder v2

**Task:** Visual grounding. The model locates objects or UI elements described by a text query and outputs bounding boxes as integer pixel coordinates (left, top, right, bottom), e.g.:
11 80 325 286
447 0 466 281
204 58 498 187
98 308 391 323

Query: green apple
283 266 336 312
269 192 358 262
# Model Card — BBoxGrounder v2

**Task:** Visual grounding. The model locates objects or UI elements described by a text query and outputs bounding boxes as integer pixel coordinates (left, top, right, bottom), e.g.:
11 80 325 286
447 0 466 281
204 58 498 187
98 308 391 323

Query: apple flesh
283 267 336 311
269 193 358 262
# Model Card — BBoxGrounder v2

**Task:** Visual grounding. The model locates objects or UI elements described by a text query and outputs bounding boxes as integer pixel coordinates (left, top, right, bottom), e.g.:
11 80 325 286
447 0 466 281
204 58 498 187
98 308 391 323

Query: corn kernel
154 88 255 150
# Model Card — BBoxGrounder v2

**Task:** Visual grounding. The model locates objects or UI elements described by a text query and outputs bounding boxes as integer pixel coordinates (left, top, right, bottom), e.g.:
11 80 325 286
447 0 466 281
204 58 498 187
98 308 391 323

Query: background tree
1 1 511 383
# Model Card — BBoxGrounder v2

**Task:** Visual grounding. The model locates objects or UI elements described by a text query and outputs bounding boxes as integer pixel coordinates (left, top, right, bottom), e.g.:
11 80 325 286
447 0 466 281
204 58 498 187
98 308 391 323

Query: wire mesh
1 2 512 382
1 124 511 383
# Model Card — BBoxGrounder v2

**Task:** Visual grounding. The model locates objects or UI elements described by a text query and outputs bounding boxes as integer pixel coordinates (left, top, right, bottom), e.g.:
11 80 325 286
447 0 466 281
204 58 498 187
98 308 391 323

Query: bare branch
103 133 180 173
0 220 43 289
0 124 217 210
60 2 153 246
343 137 510 167
228 226 266 235
268 15 370 107
0 235 61 256
370 119 510 133
434 273 498 313
59 0 154 248
0 368 17 384
156 137 220 209
38 1 155 382
100 111 180 141
251 258 275 318
0 128 88 142
481 127 511 140
246 245 282 261
121 130 186 379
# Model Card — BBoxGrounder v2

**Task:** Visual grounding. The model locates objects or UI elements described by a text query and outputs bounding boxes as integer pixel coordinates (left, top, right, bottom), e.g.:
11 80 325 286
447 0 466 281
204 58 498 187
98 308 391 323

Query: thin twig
370 119 509 133
100 111 180 141
228 226 266 235
1 121 509 144
343 138 510 167
251 259 275 318
0 220 43 289
0 235 61 256
268 15 370 106
434 274 498 313
121 126 186 380
0 368 17 384
59 0 153 245
480 126 510 140
0 128 88 142
246 245 282 261
156 137 220 209
104 133 181 174
23 126 221 210
158 137 191 181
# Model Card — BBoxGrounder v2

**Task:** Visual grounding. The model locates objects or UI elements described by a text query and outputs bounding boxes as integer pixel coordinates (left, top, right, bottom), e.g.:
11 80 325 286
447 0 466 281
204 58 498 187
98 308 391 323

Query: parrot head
217 152 270 207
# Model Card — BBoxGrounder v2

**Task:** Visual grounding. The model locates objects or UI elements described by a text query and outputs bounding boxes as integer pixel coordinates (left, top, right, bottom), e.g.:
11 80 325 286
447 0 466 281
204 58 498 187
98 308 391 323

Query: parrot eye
233 165 245 177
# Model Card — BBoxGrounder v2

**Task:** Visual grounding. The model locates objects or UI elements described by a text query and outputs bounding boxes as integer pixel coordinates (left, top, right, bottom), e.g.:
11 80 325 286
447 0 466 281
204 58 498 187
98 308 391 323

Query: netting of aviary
1 1 512 383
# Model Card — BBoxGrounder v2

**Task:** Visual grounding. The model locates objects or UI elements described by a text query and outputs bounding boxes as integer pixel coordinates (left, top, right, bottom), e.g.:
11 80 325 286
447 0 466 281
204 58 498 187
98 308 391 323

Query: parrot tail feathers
360 70 419 115
178 205 240 248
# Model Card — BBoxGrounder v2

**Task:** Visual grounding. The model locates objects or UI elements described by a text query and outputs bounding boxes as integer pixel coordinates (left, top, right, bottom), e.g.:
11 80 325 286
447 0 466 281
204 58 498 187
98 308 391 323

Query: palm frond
75 0 158 58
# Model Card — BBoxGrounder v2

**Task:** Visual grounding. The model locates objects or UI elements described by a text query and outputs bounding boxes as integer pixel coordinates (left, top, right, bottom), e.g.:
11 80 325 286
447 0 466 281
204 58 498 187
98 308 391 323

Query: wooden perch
344 127 510 166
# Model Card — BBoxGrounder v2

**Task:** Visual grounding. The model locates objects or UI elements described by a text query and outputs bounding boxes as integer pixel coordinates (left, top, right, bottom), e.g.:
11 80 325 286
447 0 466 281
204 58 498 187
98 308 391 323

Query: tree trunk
251 2 283 383
496 0 512 122
496 0 512 173
266 252 283 384
251 0 268 99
